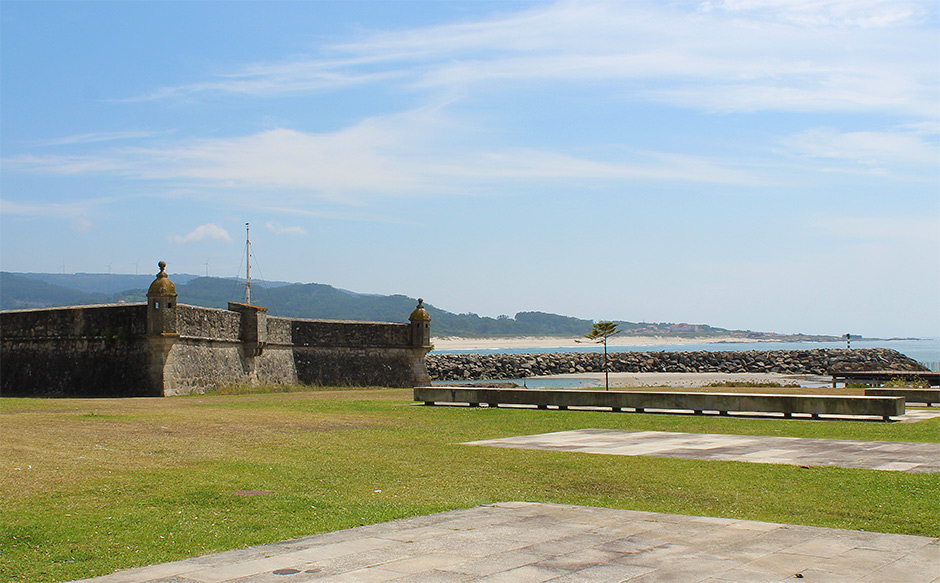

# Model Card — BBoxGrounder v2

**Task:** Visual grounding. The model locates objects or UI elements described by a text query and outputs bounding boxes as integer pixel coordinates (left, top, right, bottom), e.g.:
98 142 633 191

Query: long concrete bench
415 387 905 421
865 388 940 406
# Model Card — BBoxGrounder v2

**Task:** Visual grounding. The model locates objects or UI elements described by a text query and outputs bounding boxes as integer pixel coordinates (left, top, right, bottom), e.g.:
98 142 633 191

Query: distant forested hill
9 272 198 294
1 272 784 338
0 273 112 310
148 277 596 336
0 272 594 335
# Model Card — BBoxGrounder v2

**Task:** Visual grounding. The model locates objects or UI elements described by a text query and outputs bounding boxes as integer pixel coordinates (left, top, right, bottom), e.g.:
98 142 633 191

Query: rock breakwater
427 348 926 381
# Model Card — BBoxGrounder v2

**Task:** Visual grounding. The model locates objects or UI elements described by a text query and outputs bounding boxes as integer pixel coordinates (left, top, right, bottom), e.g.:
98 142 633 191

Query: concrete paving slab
902 410 940 423
464 429 940 472
70 503 939 583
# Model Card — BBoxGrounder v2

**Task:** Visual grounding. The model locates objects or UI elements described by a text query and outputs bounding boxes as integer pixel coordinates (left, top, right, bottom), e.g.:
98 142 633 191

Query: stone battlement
1 263 432 397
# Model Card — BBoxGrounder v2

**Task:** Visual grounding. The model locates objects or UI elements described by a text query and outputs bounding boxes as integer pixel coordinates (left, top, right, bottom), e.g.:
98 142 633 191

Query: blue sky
2 0 938 338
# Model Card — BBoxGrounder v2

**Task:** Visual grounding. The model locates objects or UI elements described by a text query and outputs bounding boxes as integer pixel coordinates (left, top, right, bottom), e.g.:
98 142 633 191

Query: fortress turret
147 261 178 335
409 298 431 347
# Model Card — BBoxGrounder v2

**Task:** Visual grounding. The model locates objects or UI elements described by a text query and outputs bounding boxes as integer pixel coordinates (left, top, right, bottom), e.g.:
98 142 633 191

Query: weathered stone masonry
1 263 432 397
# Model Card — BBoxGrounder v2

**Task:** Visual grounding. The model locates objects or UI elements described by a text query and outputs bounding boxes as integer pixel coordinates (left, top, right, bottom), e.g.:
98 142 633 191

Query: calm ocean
435 338 940 371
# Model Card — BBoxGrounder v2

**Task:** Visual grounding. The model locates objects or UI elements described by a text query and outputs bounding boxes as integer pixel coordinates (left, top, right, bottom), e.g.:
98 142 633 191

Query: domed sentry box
410 298 431 348
146 260 178 336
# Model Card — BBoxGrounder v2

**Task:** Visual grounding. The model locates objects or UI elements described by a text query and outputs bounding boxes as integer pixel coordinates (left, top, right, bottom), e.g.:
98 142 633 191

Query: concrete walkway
541 372 835 389
465 429 940 473
73 502 939 583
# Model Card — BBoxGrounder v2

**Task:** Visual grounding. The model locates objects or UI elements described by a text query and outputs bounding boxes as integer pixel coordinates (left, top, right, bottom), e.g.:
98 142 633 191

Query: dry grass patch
0 391 391 498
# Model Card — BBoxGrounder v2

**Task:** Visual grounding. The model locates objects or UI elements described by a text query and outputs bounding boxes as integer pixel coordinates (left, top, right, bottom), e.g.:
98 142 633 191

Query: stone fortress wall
1 263 432 397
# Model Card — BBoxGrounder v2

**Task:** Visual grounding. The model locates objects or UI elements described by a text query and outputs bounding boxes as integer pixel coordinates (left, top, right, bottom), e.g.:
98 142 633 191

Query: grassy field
2 388 938 582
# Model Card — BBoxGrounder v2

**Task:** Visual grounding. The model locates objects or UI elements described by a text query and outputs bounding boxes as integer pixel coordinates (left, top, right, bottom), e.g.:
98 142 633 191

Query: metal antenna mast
244 222 251 305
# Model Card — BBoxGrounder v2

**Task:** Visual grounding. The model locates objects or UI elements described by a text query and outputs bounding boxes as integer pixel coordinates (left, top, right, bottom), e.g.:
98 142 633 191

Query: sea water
434 338 940 371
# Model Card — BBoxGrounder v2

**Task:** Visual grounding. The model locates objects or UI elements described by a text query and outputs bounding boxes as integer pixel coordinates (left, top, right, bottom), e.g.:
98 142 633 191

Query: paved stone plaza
465 429 940 473
73 502 938 583
71 430 939 582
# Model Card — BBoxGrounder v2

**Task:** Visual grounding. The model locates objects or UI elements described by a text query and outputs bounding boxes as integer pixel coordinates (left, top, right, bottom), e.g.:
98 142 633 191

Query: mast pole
245 222 251 305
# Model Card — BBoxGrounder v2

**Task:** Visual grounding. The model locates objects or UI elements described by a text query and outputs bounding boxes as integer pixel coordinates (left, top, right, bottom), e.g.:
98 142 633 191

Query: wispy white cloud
3 1 934 206
780 126 940 170
1 198 90 217
0 197 112 231
115 64 400 102
2 154 132 174
126 127 433 202
169 223 232 244
901 120 940 134
266 206 413 225
34 130 174 146
1 106 766 201
3 110 439 200
700 0 930 28
441 148 762 185
122 0 937 117
70 217 94 233
265 221 306 236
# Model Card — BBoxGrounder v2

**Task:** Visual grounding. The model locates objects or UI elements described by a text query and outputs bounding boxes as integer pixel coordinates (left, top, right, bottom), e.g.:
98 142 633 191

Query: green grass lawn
2 388 938 582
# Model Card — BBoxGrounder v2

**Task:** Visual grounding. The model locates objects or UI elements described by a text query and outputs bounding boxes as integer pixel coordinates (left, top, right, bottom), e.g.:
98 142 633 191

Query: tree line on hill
0 272 592 335
0 272 836 340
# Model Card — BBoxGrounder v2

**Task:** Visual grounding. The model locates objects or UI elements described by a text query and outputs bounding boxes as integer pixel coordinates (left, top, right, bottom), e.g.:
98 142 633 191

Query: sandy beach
431 335 758 351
